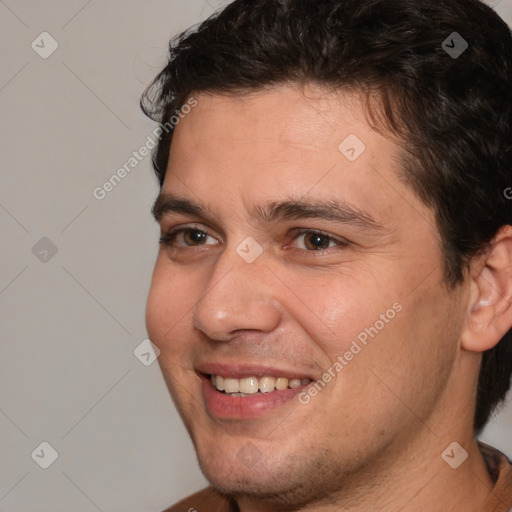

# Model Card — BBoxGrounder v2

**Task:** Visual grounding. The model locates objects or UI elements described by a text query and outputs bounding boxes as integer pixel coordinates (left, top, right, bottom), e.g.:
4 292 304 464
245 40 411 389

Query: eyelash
159 225 348 253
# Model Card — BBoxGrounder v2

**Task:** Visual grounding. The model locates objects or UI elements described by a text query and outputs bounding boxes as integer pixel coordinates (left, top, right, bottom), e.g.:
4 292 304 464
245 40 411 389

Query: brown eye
159 228 219 247
304 233 330 250
295 232 339 251
183 229 209 246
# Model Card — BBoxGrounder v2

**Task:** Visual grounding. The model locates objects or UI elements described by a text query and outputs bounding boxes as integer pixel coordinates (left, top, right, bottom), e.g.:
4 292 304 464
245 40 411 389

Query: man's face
146 86 468 503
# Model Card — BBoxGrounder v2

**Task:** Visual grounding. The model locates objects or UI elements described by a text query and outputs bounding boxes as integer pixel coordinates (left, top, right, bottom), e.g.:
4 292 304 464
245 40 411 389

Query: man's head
143 0 512 506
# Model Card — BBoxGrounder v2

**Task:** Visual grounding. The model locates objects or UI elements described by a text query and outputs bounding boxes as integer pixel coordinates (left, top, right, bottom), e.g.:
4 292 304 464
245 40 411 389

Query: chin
195 441 287 493
195 441 349 510
203 469 343 511
202 467 280 497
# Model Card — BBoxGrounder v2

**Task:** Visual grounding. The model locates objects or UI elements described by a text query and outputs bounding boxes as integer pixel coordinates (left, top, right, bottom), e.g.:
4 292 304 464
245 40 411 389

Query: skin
146 84 512 511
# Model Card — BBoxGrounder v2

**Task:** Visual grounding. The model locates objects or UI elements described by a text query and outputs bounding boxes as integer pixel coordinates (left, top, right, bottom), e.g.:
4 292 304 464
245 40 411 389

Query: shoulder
161 487 234 512
478 441 512 510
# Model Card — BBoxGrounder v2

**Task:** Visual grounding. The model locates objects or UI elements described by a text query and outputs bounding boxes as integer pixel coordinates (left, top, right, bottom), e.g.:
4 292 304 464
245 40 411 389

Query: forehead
171 86 371 159
162 85 430 232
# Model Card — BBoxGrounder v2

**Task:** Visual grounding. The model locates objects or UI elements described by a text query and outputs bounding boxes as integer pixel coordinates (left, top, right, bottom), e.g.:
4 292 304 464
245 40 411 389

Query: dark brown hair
141 0 512 433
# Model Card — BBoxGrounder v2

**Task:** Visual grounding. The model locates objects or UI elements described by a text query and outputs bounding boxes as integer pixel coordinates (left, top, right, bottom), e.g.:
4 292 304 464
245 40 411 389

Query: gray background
0 1 510 511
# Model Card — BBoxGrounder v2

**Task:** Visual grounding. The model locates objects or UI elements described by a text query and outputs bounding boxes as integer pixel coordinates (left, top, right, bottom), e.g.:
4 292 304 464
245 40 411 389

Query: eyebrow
152 193 385 233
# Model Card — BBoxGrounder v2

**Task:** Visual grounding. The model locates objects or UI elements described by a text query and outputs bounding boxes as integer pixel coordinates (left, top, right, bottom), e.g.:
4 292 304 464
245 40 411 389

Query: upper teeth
210 375 310 395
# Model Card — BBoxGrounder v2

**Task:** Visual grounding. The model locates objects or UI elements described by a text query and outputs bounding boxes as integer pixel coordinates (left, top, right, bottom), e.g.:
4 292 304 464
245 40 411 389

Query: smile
210 374 312 396
200 372 314 419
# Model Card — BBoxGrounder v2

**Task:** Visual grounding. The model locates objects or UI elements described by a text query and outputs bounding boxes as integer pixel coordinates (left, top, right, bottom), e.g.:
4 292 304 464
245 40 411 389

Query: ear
462 225 512 353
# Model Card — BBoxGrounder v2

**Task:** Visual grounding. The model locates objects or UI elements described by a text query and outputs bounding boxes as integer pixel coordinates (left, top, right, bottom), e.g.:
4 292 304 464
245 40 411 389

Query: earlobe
462 226 512 353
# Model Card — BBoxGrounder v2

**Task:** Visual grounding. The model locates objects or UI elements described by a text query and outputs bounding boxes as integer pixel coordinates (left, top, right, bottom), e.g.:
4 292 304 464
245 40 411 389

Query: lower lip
201 374 307 419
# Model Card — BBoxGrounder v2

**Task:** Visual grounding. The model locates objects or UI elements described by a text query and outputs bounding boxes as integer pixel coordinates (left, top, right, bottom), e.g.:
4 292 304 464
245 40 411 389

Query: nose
191 251 281 342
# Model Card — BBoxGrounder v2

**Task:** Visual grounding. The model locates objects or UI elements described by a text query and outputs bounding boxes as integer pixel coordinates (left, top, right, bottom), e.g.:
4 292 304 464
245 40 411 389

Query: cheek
288 268 404 361
344 282 462 424
145 258 196 351
296 266 456 406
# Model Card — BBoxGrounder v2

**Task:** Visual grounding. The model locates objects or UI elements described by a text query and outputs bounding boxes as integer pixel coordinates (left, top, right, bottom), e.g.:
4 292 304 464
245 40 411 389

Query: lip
200 373 310 419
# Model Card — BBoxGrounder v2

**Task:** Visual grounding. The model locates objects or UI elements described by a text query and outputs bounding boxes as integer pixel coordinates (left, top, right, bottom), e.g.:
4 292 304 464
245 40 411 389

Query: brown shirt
162 443 512 512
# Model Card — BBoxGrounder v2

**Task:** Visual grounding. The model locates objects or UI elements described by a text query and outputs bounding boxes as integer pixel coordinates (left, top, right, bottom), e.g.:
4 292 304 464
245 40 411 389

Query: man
142 0 512 510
